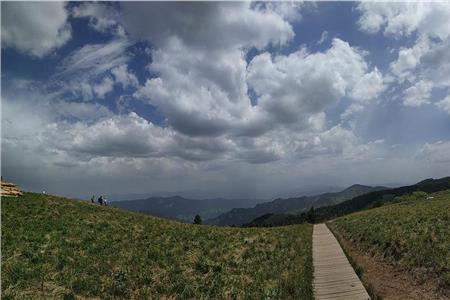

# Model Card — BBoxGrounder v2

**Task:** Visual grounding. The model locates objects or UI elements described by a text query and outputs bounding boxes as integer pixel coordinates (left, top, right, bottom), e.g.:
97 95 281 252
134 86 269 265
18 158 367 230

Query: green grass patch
2 192 313 299
329 189 450 290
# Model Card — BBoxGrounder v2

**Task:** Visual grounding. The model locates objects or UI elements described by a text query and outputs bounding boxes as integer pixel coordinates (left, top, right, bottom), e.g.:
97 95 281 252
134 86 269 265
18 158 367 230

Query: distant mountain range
206 184 387 226
111 196 265 222
109 177 450 227
244 176 450 227
311 176 450 222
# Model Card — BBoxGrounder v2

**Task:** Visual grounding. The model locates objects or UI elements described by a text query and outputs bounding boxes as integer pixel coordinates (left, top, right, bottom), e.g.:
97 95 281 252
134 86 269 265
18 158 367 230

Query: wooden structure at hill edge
1 181 23 197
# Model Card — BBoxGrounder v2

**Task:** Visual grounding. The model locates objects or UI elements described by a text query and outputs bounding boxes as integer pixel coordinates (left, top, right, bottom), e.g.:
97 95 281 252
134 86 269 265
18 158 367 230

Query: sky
2 1 450 199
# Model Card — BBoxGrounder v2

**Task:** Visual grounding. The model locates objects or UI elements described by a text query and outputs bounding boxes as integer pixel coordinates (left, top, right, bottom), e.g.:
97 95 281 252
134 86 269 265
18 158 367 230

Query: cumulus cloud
350 68 385 101
45 112 170 158
416 141 450 163
72 2 124 36
133 39 248 136
126 2 304 137
254 1 306 23
357 2 450 109
294 125 363 159
420 39 450 88
436 96 450 114
122 2 297 50
247 39 384 124
4 2 447 199
403 80 433 107
390 36 431 81
1 2 71 57
134 36 383 139
111 64 139 88
357 2 450 39
93 77 114 98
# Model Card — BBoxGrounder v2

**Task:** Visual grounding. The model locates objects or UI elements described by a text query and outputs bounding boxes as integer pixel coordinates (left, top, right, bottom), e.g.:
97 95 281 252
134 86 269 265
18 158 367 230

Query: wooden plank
313 223 370 300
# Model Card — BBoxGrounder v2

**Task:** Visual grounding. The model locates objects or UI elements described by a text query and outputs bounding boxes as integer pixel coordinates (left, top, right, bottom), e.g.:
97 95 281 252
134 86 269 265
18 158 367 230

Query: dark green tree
193 214 202 225
306 206 315 224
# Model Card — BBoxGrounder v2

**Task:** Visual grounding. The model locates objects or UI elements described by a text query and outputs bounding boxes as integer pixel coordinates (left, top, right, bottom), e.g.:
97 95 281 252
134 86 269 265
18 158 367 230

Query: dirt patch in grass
332 229 448 300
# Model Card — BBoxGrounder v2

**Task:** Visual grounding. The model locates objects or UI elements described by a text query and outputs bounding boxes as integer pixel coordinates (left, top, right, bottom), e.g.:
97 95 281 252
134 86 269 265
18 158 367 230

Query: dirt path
313 223 370 300
331 227 449 300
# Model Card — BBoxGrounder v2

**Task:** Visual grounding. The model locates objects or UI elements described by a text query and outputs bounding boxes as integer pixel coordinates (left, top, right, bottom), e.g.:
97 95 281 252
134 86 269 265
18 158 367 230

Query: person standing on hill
98 195 103 205
103 198 108 206
91 195 95 203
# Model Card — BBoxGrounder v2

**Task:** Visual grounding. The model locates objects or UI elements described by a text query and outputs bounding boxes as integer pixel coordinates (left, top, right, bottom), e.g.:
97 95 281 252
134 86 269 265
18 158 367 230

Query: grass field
2 193 313 299
329 190 450 290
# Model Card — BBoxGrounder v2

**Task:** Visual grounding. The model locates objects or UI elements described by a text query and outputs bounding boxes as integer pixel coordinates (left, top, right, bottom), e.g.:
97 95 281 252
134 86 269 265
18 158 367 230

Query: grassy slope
2 193 313 299
329 190 450 290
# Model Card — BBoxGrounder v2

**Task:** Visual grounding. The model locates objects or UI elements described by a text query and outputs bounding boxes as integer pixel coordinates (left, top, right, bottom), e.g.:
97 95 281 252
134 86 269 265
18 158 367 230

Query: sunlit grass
330 190 450 290
2 192 313 299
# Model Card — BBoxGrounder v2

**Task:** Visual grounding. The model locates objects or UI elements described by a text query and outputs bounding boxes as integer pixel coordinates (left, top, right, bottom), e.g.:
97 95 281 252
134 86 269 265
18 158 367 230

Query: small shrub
63 293 75 300
193 214 202 225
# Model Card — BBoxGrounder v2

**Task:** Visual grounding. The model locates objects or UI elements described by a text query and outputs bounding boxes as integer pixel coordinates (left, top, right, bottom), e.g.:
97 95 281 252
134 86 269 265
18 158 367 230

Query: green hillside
208 184 385 226
2 193 313 299
329 190 450 292
244 176 450 227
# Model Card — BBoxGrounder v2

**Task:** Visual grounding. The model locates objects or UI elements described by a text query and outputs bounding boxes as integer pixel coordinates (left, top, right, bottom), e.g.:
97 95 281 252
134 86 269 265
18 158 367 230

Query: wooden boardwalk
313 223 370 300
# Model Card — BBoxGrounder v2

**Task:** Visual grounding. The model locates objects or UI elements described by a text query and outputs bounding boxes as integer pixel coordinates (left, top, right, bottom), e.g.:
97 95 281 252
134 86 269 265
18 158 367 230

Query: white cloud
45 112 170 158
357 3 450 39
350 67 385 102
420 40 450 88
390 36 431 81
93 77 114 98
247 39 383 124
57 39 130 78
416 141 450 163
3 2 449 200
403 80 433 107
122 2 296 51
134 36 383 140
127 3 385 145
341 104 364 120
389 36 450 87
71 2 124 37
317 31 329 45
436 95 450 114
255 1 305 23
1 2 71 57
290 125 386 164
125 2 303 137
54 39 132 101
134 37 249 136
111 64 139 88
358 3 450 109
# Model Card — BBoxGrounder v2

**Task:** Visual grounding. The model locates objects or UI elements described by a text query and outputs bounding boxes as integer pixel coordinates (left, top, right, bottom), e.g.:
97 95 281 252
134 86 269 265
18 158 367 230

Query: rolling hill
244 176 450 227
313 176 450 222
208 184 386 226
2 193 313 299
112 196 265 222
329 189 450 296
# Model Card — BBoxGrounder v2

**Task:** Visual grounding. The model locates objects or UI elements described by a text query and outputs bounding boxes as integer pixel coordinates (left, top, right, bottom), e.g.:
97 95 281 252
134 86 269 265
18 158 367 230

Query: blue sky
2 2 450 199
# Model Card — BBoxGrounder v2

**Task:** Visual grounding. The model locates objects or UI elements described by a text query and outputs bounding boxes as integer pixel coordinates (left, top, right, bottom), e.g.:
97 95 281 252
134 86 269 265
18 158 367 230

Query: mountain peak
342 184 371 192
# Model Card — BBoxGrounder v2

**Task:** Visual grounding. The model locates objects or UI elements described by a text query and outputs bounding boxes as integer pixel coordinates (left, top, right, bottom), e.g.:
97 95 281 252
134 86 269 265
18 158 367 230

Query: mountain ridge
112 196 265 222
207 184 387 226
244 176 450 227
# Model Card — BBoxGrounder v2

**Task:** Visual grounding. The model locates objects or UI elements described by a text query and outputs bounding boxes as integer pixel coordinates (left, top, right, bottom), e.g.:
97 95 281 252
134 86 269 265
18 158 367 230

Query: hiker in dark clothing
98 195 103 205
91 195 95 203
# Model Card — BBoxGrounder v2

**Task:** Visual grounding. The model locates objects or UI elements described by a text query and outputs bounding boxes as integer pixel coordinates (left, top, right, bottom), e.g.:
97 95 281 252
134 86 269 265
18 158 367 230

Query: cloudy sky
2 2 450 199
